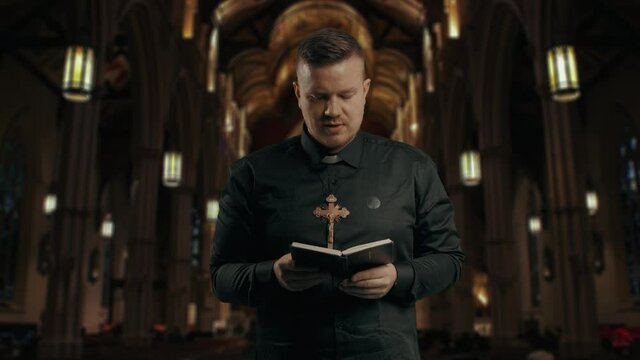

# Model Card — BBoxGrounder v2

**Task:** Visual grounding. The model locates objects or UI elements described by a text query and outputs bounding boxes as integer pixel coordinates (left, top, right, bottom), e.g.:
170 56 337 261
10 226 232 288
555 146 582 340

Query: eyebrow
309 87 358 95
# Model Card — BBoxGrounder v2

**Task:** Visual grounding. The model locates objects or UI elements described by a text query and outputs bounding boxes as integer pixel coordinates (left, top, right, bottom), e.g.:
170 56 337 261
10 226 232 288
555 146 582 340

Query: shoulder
229 136 300 175
361 132 435 166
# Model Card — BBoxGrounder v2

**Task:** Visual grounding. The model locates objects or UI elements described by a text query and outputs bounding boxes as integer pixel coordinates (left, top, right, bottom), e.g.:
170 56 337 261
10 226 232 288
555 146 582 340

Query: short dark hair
297 28 365 71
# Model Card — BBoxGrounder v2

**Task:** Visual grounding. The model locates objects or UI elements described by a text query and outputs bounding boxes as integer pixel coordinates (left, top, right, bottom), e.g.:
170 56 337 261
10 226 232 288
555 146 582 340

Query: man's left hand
338 263 397 299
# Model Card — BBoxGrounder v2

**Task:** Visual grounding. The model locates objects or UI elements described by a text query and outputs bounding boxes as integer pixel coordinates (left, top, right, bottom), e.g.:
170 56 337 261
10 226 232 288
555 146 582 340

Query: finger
283 273 330 283
285 278 325 291
282 261 318 272
339 286 386 299
349 267 388 282
342 278 388 289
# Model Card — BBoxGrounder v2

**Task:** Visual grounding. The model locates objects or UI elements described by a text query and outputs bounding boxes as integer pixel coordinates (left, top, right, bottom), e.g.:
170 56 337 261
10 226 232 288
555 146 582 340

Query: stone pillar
541 100 598 359
480 145 520 344
123 147 161 345
197 222 216 332
39 103 100 359
447 185 475 336
165 186 193 332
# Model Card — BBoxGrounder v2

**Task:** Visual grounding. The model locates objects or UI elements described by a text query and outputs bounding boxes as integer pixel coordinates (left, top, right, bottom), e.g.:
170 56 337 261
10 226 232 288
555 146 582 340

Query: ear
363 78 371 99
293 81 300 100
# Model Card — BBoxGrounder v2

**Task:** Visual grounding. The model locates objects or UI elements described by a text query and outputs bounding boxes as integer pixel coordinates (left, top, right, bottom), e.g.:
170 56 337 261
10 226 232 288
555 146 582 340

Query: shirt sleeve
209 160 281 307
386 155 465 304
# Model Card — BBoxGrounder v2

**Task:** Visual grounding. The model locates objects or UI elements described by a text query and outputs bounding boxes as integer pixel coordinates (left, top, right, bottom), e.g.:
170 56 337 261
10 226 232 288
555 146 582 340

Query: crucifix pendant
313 194 350 249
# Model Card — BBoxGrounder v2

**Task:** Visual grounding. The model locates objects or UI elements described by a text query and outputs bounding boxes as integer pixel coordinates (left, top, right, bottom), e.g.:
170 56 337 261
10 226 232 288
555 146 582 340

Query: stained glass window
0 140 25 301
619 130 640 298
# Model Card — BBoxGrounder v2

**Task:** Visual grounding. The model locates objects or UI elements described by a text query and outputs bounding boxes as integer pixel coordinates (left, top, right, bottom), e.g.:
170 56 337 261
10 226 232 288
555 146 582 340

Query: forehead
297 55 366 91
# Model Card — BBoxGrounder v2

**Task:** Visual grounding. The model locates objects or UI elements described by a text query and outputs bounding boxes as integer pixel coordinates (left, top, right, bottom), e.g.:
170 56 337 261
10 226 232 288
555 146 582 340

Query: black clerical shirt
210 130 464 359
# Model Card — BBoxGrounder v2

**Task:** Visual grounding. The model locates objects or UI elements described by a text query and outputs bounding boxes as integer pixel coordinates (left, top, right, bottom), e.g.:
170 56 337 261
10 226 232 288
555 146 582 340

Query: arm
209 161 332 306
209 161 278 307
386 156 465 303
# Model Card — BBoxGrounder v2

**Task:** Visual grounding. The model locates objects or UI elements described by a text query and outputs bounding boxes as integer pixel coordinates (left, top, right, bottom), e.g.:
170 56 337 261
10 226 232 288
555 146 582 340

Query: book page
290 242 342 256
341 238 392 256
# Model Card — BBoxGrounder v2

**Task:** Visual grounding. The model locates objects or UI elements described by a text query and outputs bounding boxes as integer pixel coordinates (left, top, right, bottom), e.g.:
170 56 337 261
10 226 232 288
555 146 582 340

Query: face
294 55 371 154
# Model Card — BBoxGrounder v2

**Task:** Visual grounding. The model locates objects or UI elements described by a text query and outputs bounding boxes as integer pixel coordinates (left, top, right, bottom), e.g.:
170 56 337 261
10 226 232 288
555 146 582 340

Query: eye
308 94 326 102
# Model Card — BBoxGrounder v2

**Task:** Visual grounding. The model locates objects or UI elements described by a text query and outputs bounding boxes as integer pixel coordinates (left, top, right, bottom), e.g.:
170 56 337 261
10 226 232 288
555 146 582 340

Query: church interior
1 0 639 359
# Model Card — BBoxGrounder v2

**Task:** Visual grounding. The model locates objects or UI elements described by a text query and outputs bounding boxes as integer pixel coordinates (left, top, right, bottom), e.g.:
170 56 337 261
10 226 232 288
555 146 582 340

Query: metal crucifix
313 194 350 249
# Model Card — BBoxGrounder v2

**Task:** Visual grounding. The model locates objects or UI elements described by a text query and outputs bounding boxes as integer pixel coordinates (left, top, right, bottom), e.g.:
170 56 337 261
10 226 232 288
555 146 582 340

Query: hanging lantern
182 0 198 39
163 151 183 187
586 190 599 215
423 28 435 93
528 216 542 234
207 26 219 93
101 214 114 238
62 46 95 102
43 193 57 215
444 0 460 39
206 199 219 222
460 150 481 186
547 45 580 102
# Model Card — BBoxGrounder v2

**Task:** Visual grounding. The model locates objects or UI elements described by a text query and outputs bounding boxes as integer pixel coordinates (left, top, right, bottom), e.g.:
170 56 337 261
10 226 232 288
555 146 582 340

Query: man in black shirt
210 28 464 359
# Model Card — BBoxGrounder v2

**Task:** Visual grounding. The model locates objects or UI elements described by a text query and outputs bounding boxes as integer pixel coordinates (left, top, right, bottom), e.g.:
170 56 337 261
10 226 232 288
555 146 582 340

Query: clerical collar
300 125 363 168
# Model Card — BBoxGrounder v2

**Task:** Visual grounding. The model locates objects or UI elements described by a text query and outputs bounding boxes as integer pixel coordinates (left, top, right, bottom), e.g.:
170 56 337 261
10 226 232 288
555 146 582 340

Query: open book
290 239 394 277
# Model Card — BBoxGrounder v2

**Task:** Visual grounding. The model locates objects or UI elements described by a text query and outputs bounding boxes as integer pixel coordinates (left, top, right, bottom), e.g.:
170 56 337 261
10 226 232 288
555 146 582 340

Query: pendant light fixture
163 151 183 188
547 45 580 102
460 150 481 186
62 46 95 102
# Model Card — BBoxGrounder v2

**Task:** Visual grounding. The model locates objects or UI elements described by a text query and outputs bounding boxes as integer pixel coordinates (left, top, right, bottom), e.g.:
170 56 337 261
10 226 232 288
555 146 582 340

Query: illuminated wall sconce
62 46 95 102
43 193 57 215
163 151 183 187
586 190 598 216
547 45 580 102
206 199 220 222
528 216 542 235
101 213 114 238
460 150 481 186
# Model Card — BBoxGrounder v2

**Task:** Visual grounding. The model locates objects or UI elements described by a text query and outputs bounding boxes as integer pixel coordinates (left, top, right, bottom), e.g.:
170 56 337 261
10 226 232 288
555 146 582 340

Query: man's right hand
273 253 330 291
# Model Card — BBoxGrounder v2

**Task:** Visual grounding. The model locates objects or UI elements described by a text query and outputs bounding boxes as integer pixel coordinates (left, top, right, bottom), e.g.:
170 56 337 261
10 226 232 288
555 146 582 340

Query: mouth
322 123 344 134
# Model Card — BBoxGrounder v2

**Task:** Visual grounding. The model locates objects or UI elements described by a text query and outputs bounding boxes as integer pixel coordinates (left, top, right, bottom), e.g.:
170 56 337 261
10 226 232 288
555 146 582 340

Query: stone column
123 147 161 345
197 221 216 332
39 103 100 359
480 145 520 344
447 185 475 336
165 186 193 332
541 100 598 359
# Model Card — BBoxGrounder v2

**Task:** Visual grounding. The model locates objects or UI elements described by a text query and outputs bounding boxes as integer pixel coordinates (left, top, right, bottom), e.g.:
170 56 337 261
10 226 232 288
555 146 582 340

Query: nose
323 98 340 118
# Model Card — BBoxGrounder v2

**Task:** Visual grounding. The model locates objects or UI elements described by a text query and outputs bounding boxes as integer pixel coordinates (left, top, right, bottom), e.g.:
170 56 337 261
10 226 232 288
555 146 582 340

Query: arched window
619 128 640 298
0 139 26 301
